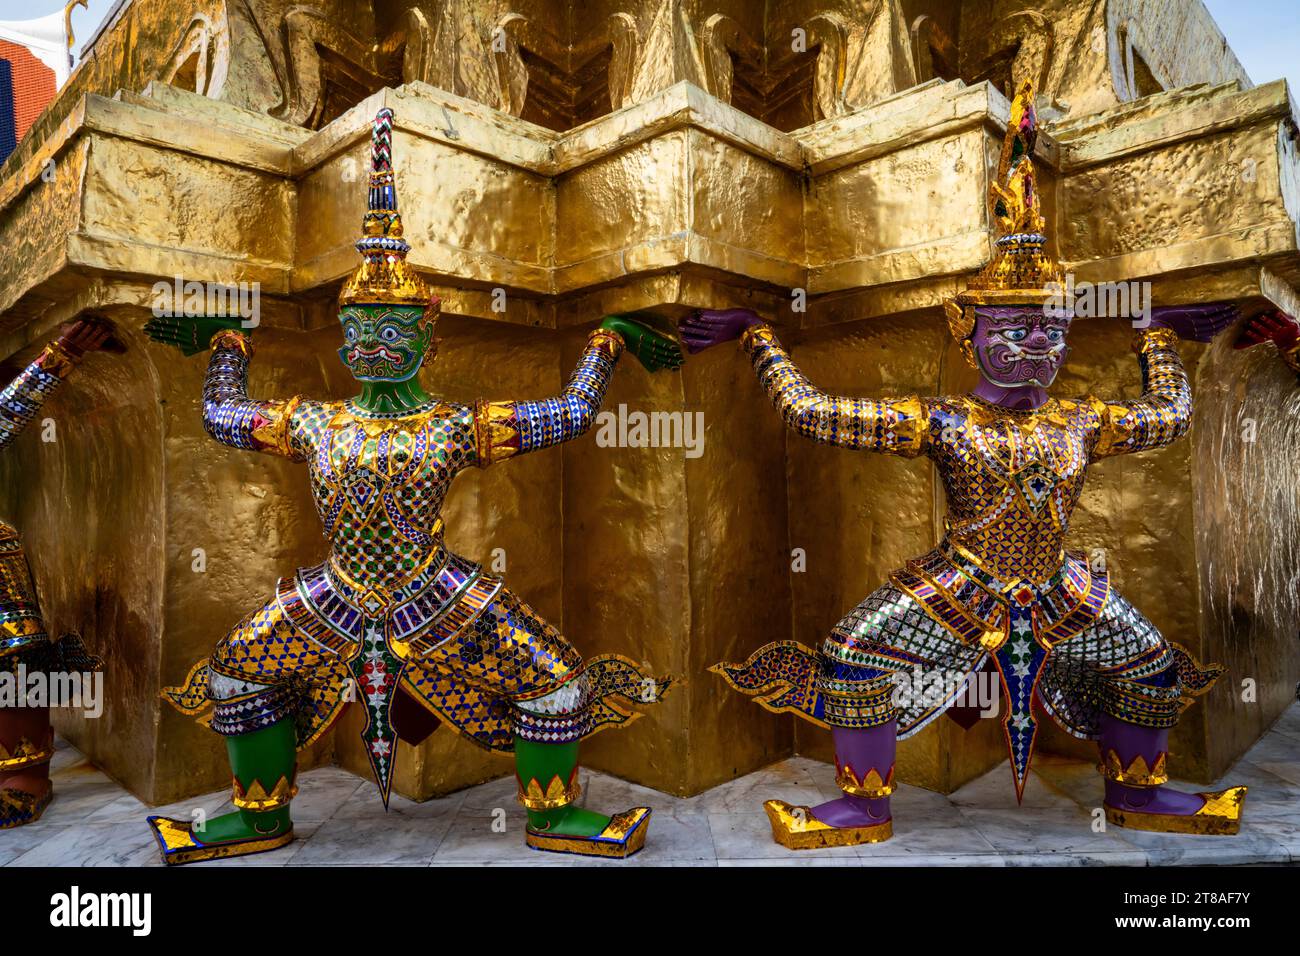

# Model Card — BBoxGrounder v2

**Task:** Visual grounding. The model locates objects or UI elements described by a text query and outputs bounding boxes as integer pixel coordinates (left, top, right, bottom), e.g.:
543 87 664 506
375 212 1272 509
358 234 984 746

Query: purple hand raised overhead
678 308 765 354
1142 302 1240 343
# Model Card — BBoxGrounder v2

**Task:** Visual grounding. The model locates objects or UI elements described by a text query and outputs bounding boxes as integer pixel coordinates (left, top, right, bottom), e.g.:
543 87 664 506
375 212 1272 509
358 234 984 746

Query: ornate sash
270 540 505 800
891 540 1110 797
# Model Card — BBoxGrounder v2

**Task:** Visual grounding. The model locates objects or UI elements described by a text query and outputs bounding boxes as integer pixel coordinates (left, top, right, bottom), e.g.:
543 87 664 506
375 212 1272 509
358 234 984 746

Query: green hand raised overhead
143 315 247 356
143 312 683 371
600 315 683 372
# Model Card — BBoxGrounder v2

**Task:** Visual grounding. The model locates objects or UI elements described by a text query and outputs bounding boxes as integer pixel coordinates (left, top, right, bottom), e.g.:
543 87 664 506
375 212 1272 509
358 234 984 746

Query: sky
0 0 117 55
0 0 1296 100
1202 0 1300 97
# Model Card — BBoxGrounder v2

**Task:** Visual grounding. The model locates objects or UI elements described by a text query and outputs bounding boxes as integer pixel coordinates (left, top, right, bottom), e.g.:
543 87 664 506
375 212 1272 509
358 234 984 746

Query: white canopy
0 10 73 86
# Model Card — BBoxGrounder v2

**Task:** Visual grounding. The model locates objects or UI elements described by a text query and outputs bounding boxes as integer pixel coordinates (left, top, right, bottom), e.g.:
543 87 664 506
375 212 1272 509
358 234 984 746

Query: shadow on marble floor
4 703 1298 867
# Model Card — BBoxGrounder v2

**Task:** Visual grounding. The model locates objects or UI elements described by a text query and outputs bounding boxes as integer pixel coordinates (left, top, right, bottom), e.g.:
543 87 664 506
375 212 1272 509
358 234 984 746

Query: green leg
515 737 609 838
197 718 296 843
149 718 297 863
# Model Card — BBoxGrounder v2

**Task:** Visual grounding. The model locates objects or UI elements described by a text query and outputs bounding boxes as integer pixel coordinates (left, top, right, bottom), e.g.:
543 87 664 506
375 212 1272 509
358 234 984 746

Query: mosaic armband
202 330 305 460
0 342 76 452
1090 327 1192 459
474 328 623 465
741 323 928 456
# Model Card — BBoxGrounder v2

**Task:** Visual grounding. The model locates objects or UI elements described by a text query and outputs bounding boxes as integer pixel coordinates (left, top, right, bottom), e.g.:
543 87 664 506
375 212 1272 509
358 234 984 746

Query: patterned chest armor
931 396 1090 583
306 402 472 593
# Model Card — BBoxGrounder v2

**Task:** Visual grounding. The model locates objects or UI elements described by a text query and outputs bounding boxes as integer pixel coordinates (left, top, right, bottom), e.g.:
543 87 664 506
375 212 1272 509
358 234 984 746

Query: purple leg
1100 713 1205 815
809 723 895 828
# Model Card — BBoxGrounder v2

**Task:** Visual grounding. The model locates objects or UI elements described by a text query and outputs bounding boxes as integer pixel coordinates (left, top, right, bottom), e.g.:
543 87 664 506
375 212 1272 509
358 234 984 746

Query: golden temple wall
0 1 1298 805
1189 337 1300 775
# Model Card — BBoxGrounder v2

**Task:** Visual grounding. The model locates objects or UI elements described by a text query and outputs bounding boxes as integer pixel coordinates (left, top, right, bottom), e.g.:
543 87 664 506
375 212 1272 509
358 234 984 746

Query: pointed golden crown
339 107 435 310
946 80 1063 343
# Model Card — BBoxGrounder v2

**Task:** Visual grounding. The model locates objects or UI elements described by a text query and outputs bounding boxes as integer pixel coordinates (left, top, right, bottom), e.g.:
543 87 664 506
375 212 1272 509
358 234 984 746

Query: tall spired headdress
339 107 435 310
945 80 1064 346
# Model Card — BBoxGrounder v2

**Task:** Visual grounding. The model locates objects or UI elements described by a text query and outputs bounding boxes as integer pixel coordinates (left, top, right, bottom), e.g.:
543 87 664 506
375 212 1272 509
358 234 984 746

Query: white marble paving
3 703 1297 867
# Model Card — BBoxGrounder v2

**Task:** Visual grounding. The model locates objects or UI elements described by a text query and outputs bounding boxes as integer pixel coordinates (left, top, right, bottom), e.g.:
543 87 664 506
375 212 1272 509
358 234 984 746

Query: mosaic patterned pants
203 585 617 752
1 526 101 794
821 582 1206 739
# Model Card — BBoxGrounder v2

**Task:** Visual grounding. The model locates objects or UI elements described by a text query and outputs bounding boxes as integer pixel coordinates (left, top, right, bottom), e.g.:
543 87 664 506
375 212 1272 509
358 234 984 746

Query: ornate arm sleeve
0 342 76 451
1089 327 1192 459
203 330 307 461
742 323 928 456
474 328 624 465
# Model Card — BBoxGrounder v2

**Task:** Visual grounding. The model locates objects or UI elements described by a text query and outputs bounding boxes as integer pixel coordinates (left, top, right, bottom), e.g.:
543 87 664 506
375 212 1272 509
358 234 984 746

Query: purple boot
1099 713 1246 835
765 723 895 849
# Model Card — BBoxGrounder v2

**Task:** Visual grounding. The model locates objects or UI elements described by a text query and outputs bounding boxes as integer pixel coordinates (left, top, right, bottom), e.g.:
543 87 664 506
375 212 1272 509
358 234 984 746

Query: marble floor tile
0 823 55 865
331 777 465 822
6 702 1297 867
433 805 583 865
861 852 1009 867
457 772 518 813
996 851 1147 867
707 810 860 860
1026 753 1107 809
82 790 152 825
949 763 1076 811
291 812 449 865
684 757 835 814
1237 731 1300 787
7 822 160 867
855 819 998 860
49 744 87 774
570 768 683 815
1268 705 1300 742
887 784 969 827
1247 819 1300 860
32 758 131 819
717 857 865 867
1109 825 1290 866
957 805 1150 865
617 808 715 865
288 765 366 823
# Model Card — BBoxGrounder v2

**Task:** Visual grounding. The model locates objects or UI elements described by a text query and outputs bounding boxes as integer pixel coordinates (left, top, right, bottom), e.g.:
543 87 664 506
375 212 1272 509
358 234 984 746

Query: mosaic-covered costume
692 81 1246 847
177 327 660 762
146 108 675 864
718 324 1214 780
0 334 104 828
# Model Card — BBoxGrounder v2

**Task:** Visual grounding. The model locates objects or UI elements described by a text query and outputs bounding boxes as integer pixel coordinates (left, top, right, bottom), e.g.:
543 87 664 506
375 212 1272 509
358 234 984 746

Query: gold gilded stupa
0 0 1297 805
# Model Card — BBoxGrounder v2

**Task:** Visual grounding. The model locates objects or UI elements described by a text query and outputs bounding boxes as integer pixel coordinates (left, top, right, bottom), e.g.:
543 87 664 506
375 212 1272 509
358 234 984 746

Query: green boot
147 718 297 865
516 737 650 859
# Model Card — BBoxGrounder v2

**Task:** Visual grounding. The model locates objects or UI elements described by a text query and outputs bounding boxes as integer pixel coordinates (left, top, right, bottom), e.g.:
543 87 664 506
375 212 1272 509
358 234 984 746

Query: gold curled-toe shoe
764 799 893 849
525 807 651 858
1 786 53 829
146 815 295 865
1105 786 1247 836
